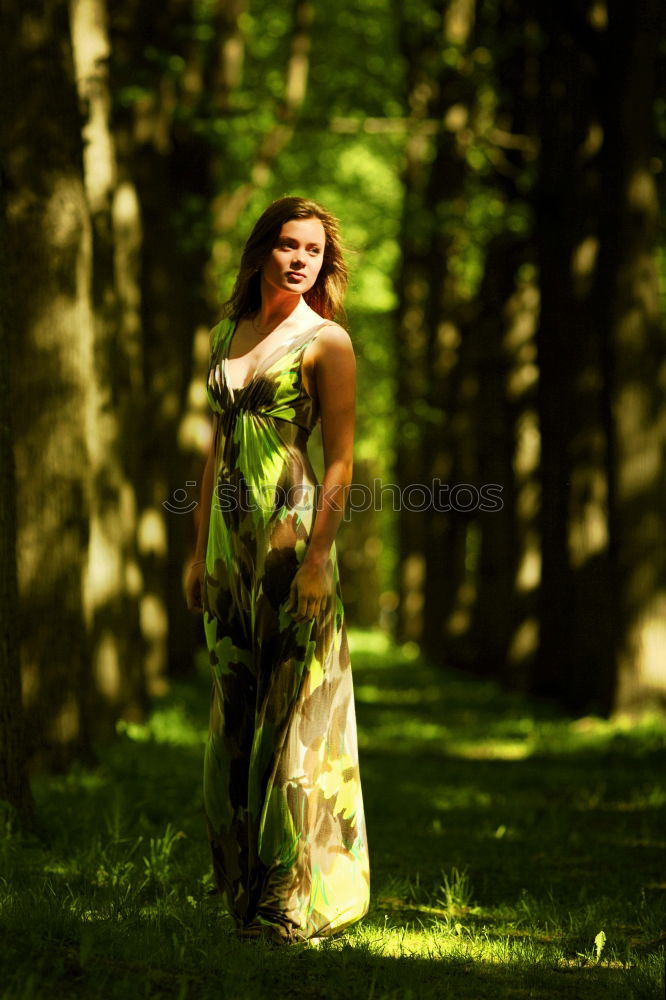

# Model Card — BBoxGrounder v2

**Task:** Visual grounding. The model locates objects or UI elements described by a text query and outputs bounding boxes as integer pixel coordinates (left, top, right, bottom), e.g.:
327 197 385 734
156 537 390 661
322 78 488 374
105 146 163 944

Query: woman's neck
254 282 311 336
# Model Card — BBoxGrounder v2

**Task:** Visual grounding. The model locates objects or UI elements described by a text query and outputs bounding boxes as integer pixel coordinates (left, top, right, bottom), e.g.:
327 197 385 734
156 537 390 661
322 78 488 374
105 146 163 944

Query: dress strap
295 319 331 352
209 317 233 363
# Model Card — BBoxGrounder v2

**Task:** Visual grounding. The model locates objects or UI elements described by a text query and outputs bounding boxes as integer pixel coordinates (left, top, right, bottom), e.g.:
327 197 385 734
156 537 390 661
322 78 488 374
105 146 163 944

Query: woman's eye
276 242 320 254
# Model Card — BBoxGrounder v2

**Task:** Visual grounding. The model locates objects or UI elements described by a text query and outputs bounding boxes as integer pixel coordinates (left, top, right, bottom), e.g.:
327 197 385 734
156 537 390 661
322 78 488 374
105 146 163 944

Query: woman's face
262 217 326 296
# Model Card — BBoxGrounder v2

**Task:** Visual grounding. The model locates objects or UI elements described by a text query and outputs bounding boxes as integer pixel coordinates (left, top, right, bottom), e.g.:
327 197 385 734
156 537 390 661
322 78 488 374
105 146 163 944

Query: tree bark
1 0 97 767
393 2 447 644
109 0 224 680
466 1 541 688
530 5 616 714
598 0 666 713
69 0 148 727
393 1 480 662
469 233 538 686
0 195 35 824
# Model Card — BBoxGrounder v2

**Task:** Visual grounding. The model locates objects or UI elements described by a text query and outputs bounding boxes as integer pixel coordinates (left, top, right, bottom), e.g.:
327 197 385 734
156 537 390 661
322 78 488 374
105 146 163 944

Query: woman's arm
286 325 356 622
193 325 222 563
193 415 218 561
185 415 218 614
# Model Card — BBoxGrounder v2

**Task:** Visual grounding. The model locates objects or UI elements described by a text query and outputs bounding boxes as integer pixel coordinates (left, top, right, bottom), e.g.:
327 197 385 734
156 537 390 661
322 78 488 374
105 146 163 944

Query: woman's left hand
285 558 333 622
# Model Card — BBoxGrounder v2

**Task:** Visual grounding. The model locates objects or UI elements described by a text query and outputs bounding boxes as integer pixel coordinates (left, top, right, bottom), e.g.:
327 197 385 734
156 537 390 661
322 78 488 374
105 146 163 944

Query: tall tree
529 3 615 714
1 0 97 765
69 0 148 726
393 0 483 663
109 0 230 680
0 198 34 824
419 0 484 667
527 1 666 714
465 0 540 688
393 0 449 644
598 0 665 712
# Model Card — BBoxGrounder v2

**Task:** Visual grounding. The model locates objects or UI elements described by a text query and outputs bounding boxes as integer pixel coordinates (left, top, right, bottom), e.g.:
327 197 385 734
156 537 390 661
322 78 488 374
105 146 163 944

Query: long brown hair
223 197 348 324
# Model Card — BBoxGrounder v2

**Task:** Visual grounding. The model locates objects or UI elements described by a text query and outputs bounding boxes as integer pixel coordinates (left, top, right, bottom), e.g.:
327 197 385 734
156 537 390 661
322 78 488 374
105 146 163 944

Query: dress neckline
222 317 329 396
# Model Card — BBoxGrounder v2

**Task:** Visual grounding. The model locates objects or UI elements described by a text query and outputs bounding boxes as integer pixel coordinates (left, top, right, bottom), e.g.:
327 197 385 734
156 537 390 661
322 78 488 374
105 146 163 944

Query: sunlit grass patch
0 628 664 999
116 703 207 747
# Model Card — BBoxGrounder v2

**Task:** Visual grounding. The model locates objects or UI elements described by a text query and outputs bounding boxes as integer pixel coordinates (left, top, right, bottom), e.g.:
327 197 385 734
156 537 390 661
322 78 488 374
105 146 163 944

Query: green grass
1 629 665 999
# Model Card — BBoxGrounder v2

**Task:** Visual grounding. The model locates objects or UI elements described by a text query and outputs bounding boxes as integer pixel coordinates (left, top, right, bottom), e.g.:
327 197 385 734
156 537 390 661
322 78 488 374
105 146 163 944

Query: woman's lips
287 272 305 281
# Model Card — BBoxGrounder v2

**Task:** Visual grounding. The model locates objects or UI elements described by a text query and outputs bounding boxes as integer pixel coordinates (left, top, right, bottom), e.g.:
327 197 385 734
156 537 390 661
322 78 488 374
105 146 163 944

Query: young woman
185 196 370 944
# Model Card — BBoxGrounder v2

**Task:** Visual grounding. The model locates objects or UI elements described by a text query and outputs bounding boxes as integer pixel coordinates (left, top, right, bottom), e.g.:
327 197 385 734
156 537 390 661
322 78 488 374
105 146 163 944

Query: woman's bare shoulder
309 320 355 361
302 321 354 403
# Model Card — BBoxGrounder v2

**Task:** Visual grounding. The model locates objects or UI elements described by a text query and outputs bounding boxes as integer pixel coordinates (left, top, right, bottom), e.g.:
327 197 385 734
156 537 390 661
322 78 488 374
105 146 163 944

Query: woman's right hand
185 559 206 615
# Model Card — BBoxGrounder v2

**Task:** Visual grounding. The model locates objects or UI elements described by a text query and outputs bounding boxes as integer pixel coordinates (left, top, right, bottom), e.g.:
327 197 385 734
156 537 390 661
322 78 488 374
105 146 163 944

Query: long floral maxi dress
201 316 370 942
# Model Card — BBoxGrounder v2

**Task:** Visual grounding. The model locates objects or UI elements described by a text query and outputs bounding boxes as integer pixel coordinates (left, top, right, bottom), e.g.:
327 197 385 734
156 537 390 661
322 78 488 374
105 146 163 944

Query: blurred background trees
1 0 665 786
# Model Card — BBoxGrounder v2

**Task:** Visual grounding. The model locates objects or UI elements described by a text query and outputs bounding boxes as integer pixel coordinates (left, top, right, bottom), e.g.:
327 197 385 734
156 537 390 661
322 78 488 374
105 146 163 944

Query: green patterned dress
202 316 370 942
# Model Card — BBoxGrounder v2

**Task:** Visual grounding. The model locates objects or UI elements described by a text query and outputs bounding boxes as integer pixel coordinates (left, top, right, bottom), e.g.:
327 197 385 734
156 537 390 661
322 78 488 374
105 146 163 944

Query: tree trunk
69 0 148 727
393 1 480 662
469 234 539 686
467 1 541 688
599 0 666 714
393 2 447 645
109 0 223 681
0 198 35 824
420 18 478 668
531 7 616 714
1 0 97 767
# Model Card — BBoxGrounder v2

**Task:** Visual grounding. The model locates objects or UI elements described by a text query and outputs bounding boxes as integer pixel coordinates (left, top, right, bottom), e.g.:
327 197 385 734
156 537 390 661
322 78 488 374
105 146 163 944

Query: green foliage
437 866 474 913
595 930 607 962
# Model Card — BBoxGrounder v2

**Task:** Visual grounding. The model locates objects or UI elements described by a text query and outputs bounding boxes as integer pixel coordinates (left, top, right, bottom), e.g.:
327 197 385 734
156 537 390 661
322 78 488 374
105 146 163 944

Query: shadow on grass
0 629 664 999
1 919 659 1000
